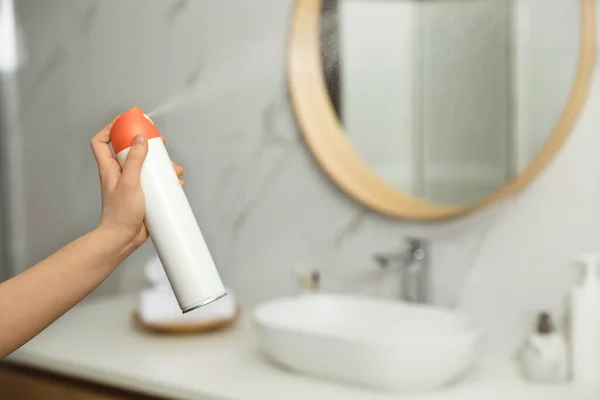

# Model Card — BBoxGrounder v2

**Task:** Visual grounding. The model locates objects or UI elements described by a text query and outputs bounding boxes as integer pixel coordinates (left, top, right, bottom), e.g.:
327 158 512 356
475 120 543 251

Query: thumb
120 135 148 187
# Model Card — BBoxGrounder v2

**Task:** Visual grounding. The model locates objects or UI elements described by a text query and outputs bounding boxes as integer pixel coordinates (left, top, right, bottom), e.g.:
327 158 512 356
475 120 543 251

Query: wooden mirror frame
289 0 597 220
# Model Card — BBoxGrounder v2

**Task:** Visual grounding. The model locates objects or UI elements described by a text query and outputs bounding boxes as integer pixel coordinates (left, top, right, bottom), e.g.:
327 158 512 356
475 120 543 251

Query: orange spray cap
110 107 160 154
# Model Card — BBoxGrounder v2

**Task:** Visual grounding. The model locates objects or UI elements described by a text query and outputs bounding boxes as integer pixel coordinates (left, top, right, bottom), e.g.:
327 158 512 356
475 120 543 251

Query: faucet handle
406 238 427 259
373 237 430 303
373 237 428 268
406 237 426 249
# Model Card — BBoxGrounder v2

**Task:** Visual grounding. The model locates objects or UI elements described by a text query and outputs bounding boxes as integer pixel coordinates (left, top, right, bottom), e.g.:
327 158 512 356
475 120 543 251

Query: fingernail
133 135 146 145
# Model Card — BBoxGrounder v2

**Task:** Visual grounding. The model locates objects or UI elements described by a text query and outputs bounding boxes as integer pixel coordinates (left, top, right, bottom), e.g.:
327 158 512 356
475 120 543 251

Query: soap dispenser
570 254 600 383
519 312 568 383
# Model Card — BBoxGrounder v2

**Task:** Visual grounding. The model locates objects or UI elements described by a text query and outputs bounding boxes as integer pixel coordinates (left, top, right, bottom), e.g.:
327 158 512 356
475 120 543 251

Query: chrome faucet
374 238 429 303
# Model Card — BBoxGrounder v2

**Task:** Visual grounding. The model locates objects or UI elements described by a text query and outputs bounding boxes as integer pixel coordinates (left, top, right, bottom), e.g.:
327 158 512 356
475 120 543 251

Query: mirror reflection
320 0 580 206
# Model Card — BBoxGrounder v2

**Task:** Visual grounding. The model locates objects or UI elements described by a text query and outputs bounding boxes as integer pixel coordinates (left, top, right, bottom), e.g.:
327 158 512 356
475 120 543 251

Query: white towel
138 254 236 325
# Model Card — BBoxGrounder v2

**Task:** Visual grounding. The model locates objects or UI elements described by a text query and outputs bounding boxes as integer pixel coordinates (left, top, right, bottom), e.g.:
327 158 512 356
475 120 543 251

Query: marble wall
12 0 600 356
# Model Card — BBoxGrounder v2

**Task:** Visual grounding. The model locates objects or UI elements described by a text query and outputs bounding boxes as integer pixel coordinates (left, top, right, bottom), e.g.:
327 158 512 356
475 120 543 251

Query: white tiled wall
12 0 600 356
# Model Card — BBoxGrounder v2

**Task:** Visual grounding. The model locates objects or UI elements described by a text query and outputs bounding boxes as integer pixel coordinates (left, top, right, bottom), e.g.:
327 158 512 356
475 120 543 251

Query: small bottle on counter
518 312 568 384
295 265 320 294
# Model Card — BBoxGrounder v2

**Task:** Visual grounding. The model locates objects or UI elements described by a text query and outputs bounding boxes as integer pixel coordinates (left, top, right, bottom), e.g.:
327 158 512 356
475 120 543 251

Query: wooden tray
132 308 241 334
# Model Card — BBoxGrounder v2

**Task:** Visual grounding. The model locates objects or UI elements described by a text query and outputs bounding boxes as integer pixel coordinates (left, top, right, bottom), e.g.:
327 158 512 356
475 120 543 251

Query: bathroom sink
252 294 482 392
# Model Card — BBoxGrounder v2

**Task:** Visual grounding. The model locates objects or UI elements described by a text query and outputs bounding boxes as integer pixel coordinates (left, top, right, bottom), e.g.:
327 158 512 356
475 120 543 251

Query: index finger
91 116 120 176
92 116 118 143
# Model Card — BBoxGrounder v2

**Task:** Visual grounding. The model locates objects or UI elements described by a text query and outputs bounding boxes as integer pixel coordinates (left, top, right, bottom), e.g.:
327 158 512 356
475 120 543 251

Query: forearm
0 227 132 358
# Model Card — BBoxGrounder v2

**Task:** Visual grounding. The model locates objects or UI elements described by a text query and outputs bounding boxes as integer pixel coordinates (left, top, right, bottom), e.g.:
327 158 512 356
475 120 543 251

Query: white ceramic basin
252 294 482 392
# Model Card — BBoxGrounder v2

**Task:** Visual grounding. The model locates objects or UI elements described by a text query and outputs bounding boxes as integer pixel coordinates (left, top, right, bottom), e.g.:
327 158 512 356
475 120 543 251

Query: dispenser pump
577 254 600 287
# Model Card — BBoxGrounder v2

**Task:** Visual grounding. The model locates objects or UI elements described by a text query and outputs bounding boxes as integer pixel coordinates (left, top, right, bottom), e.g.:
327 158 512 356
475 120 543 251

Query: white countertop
6 296 599 400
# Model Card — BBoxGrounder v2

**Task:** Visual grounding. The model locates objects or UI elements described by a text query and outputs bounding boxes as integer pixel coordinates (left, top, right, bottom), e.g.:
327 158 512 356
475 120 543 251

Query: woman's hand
90 117 184 253
0 116 186 358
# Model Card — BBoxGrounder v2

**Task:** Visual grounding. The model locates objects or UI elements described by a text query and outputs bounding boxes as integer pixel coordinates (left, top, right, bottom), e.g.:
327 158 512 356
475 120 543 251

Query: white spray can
110 107 226 313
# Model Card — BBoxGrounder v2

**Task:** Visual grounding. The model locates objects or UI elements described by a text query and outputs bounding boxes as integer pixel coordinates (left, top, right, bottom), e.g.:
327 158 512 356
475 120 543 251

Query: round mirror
289 0 597 219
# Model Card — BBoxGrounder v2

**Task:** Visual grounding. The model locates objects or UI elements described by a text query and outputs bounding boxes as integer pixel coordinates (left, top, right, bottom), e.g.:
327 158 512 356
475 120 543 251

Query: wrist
93 225 137 261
